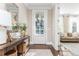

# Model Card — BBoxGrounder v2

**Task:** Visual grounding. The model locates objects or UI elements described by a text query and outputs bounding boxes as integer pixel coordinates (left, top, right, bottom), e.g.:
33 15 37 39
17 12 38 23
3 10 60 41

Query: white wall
59 3 79 15
52 4 60 50
47 9 52 44
0 3 6 10
15 3 28 24
59 16 64 33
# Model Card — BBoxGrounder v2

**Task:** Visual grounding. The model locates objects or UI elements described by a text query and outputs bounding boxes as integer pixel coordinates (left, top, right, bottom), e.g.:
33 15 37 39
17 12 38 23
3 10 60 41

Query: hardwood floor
29 44 58 56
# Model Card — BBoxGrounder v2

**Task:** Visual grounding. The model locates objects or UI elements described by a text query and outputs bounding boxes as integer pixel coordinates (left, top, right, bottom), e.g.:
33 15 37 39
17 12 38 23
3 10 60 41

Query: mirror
6 3 18 25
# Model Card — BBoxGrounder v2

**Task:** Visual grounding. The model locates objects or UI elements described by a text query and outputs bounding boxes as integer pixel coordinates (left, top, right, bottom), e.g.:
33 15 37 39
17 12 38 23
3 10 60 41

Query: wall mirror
6 3 18 25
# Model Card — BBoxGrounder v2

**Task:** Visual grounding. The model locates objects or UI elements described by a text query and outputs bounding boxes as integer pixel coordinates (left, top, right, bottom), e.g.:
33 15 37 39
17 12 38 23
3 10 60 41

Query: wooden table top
0 35 30 50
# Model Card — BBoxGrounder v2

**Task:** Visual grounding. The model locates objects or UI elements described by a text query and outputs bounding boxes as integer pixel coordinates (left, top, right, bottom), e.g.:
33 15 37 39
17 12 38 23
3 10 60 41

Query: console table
0 35 30 56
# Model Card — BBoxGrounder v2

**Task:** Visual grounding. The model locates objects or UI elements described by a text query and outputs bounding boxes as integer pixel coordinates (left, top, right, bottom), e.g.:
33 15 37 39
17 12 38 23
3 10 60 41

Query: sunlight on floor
60 43 79 56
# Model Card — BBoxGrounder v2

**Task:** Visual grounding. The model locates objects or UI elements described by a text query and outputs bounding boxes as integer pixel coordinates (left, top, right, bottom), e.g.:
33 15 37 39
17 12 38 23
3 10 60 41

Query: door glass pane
35 13 44 35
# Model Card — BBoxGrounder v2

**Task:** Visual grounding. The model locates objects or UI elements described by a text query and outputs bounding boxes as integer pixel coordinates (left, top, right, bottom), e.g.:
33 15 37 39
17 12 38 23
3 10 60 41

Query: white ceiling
24 3 79 15
24 3 54 9
59 3 79 15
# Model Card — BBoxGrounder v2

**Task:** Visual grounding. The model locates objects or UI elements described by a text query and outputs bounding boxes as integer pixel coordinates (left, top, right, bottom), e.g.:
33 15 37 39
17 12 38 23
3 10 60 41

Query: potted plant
12 23 19 32
19 23 27 37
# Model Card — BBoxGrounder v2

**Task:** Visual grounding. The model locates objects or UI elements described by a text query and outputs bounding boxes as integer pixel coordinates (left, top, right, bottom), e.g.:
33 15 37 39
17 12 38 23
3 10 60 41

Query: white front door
31 9 48 44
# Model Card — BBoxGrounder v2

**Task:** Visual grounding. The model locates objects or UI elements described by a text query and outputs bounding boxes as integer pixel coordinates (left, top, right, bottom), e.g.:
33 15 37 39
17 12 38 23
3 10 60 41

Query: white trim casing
31 9 48 44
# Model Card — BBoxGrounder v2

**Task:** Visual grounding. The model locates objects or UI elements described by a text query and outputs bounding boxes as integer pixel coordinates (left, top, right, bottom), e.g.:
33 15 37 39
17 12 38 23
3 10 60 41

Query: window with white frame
69 16 79 33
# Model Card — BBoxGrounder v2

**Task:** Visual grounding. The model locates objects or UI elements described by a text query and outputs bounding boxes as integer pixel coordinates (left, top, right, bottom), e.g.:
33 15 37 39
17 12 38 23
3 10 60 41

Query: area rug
25 49 53 56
